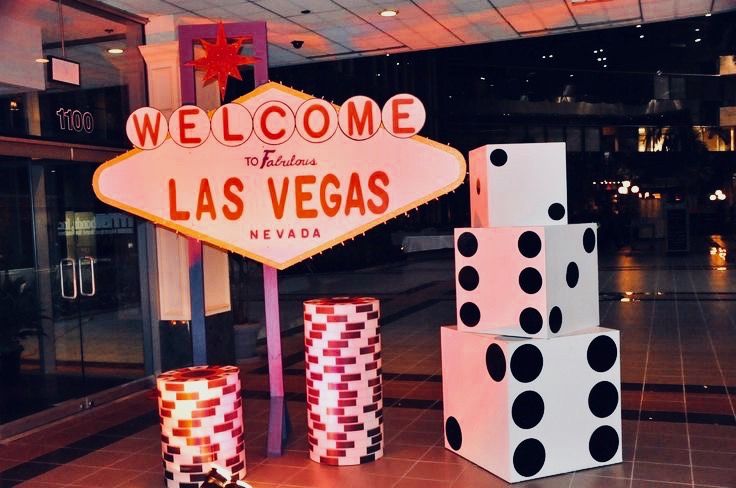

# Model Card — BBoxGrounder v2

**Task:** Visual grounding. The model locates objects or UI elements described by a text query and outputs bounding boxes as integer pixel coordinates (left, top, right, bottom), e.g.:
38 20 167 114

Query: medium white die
470 143 568 228
441 325 622 482
454 224 599 338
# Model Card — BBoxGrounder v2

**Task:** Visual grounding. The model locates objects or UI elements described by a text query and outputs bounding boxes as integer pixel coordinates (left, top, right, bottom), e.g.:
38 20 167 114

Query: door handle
60 258 77 299
78 256 96 297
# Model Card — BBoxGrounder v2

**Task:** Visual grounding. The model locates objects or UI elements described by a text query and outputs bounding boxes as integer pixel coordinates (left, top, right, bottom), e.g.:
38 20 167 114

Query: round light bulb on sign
211 103 253 147
126 107 168 150
618 186 628 195
295 98 338 143
253 100 295 145
630 185 639 193
718 193 726 201
169 106 210 148
709 194 717 201
338 96 381 141
381 94 425 138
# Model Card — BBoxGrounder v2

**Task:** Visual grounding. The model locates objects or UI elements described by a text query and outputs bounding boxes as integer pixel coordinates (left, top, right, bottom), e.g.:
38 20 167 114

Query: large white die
454 224 599 338
470 143 568 228
441 325 622 483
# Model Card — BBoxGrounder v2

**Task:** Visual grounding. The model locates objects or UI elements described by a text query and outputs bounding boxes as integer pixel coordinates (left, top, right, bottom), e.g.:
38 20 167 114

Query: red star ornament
186 22 259 100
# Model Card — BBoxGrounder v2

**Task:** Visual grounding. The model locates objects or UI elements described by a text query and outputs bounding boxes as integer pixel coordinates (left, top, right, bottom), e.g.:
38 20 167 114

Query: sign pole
176 22 289 455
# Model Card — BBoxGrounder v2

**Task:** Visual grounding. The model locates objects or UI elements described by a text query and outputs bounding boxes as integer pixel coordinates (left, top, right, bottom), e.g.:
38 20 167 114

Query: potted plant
0 271 44 382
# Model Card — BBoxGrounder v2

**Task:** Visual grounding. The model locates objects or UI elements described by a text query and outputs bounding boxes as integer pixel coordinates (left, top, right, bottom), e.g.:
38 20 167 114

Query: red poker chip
307 432 383 449
308 440 383 457
306 369 380 383
306 329 376 341
305 352 381 367
305 335 380 349
308 416 383 433
309 450 382 466
307 391 382 408
306 399 382 416
304 344 380 359
304 297 378 312
308 425 382 439
305 319 379 332
160 410 241 430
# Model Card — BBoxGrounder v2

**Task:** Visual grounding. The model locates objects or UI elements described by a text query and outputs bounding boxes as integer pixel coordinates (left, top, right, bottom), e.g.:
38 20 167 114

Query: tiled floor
1 248 736 487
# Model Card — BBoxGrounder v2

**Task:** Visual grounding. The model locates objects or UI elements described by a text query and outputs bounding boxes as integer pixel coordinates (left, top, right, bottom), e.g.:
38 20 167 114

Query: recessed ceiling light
639 34 645 39
636 24 641 28
569 74 574 77
597 57 602 61
594 49 598 53
107 47 124 54
603 64 607 68
695 28 700 31
35 57 49 63
548 54 553 58
603 57 607 60
542 55 546 59
379 8 398 17
695 38 702 42
705 12 712 17
480 76 486 80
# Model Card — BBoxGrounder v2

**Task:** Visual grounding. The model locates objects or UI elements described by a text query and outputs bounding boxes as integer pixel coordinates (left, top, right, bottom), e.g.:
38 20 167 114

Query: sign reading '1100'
93 82 465 269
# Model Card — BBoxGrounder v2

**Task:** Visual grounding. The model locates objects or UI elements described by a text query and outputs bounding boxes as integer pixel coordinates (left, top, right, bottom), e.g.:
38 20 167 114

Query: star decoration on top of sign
186 22 259 100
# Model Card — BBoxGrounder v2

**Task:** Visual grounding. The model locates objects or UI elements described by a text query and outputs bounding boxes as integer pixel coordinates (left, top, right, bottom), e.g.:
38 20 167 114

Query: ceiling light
594 50 598 53
379 9 398 17
480 76 486 80
695 28 700 31
705 12 712 17
542 55 546 59
603 57 607 60
35 57 49 63
548 54 553 58
636 24 641 28
603 64 607 68
639 34 645 39
695 38 702 42
597 57 602 61
569 74 574 77
107 47 124 54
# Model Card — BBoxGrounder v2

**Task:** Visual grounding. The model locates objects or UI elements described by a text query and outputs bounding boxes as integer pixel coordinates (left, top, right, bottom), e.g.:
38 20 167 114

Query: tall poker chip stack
157 365 246 488
303 297 384 466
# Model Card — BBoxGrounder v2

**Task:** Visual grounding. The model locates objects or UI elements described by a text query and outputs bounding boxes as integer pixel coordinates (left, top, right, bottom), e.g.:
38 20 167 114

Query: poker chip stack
157 365 246 488
303 297 384 466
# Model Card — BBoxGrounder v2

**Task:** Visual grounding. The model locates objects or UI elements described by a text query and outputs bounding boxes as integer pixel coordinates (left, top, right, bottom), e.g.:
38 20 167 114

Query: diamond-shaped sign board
93 82 466 269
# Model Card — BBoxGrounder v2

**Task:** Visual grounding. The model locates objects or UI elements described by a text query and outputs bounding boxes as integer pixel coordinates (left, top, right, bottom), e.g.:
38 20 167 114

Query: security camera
291 40 304 49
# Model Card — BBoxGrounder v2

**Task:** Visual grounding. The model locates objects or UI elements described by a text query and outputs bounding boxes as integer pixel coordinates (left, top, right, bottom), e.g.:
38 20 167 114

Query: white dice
469 143 568 228
441 325 622 483
454 224 599 338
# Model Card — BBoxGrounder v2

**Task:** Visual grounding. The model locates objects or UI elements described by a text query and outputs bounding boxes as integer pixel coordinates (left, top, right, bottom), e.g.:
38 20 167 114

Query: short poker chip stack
303 297 384 466
442 143 622 482
157 365 246 488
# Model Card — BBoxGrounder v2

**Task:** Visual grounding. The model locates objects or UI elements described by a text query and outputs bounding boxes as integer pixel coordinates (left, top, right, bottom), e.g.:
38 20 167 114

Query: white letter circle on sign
338 96 381 141
126 107 167 150
381 93 425 138
211 103 253 147
253 100 295 145
169 105 210 148
296 99 338 143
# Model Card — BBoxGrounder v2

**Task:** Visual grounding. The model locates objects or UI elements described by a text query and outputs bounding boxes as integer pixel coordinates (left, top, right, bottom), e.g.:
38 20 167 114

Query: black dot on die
583 228 596 253
512 391 545 429
513 438 546 477
518 231 542 258
566 262 579 288
587 335 618 373
457 232 478 257
445 416 462 451
588 381 619 418
459 302 481 327
490 148 507 167
458 266 479 291
519 268 543 294
510 344 544 383
589 425 619 462
519 308 543 334
485 344 506 382
548 203 566 221
549 306 562 334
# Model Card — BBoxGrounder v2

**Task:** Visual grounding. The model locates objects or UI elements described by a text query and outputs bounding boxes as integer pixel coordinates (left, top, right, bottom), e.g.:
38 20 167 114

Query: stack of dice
441 143 622 482
303 297 384 466
157 365 246 488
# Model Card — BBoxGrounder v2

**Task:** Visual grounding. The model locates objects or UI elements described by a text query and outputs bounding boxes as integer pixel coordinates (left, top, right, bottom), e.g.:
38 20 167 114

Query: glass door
44 162 146 401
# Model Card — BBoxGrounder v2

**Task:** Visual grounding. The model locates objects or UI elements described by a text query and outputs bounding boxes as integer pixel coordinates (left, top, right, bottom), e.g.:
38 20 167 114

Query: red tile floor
1 251 736 487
